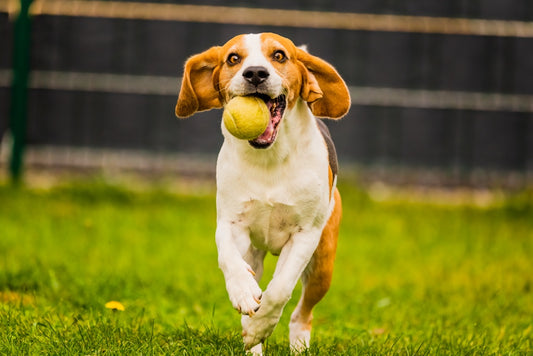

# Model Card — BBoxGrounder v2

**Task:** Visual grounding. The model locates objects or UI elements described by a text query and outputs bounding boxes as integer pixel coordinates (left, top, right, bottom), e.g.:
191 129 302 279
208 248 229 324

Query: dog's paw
246 343 263 355
241 307 281 350
226 267 262 316
289 322 311 353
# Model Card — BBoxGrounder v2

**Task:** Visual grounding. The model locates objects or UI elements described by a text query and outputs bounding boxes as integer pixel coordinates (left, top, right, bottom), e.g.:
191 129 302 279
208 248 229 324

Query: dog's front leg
242 228 322 349
216 221 263 316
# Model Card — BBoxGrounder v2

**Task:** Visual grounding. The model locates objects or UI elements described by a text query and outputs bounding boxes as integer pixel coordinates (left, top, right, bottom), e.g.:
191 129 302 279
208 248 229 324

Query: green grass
0 178 532 355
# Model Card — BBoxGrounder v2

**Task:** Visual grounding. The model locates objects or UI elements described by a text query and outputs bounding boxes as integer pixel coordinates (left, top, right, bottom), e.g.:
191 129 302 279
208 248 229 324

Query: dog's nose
243 66 269 86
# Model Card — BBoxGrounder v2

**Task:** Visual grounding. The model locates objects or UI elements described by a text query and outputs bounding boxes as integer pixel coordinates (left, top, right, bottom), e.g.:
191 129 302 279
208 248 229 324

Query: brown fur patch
291 188 342 327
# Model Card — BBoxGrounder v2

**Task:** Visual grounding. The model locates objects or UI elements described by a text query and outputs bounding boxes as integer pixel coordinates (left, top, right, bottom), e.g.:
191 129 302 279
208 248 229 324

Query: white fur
215 34 335 354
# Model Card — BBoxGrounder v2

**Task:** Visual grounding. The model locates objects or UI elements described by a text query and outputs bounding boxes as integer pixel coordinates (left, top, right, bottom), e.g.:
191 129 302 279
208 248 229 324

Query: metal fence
1 0 532 182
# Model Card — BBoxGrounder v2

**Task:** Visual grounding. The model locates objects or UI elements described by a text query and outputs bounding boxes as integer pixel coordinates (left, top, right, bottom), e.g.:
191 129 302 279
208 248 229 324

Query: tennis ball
223 96 270 140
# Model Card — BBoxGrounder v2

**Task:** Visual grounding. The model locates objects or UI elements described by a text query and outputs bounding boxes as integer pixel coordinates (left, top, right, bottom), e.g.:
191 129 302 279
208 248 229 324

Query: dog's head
175 33 350 147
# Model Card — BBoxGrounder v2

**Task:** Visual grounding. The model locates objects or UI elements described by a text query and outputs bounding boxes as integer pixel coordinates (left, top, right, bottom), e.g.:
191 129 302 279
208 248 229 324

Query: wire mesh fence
0 0 532 184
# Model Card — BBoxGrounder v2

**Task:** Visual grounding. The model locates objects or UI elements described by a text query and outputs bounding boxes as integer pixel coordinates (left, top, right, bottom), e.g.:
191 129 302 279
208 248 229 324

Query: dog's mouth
248 94 286 149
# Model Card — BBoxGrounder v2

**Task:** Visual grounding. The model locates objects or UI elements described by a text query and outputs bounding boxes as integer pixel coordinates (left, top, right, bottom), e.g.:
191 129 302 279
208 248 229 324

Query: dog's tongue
254 119 275 143
249 95 285 147
251 98 276 145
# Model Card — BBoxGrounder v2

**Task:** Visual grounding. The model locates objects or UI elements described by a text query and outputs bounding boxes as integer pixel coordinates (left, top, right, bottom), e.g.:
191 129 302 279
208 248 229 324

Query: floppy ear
297 48 351 119
175 46 222 118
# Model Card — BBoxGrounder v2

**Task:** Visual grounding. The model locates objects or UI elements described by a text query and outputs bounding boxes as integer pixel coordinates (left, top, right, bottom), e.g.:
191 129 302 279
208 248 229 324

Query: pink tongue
253 99 275 143
255 119 275 142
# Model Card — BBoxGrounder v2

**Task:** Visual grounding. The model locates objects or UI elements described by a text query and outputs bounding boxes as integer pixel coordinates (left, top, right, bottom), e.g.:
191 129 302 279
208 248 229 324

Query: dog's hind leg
289 189 342 352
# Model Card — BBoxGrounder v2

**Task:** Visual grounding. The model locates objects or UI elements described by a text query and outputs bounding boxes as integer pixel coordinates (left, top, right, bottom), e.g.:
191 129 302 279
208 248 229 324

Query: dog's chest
237 198 303 254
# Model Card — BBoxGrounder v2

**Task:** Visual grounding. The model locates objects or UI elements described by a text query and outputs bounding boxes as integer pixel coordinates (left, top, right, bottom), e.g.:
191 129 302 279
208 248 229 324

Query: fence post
9 0 33 183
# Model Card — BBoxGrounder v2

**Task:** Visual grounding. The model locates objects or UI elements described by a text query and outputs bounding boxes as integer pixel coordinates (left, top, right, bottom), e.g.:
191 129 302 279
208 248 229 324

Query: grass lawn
0 177 531 355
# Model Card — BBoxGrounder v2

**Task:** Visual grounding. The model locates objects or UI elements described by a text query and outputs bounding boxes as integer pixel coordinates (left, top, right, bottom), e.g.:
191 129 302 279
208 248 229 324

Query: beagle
175 33 350 354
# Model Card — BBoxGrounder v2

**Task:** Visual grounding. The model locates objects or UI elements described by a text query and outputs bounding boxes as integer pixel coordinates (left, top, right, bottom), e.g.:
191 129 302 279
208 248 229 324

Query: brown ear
297 48 350 119
175 46 222 118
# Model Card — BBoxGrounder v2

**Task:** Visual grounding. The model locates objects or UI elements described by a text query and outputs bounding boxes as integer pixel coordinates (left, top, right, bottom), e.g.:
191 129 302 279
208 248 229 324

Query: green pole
9 0 33 182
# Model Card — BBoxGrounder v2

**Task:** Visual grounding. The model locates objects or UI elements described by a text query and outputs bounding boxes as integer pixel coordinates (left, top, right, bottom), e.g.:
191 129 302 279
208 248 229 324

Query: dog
175 32 350 354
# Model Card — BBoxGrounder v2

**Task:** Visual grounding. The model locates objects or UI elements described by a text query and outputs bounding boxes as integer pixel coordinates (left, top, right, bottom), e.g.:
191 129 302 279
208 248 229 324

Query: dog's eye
227 53 241 65
272 50 287 63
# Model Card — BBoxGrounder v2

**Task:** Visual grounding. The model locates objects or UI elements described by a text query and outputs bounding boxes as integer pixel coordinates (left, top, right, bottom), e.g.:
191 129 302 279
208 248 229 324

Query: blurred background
1 0 532 188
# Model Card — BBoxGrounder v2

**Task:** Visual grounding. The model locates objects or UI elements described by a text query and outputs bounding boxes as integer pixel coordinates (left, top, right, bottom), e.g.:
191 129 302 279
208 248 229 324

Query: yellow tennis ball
223 96 270 140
